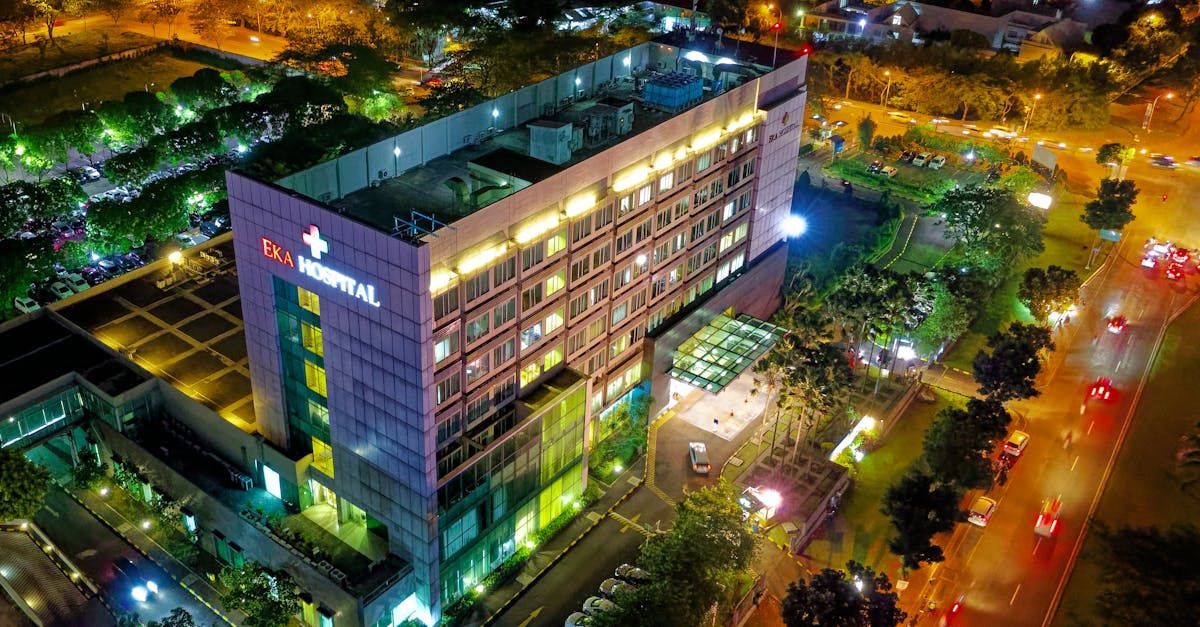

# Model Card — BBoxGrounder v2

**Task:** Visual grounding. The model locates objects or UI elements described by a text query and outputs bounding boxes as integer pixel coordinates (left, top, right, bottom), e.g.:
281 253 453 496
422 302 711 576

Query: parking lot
57 238 257 431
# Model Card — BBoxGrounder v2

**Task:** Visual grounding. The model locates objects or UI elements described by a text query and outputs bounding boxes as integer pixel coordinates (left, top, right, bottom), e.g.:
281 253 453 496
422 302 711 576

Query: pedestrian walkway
65 486 240 625
474 459 646 625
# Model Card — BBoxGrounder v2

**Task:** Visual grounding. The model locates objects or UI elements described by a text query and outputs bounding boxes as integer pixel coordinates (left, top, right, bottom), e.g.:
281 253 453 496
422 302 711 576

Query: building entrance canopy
668 314 786 393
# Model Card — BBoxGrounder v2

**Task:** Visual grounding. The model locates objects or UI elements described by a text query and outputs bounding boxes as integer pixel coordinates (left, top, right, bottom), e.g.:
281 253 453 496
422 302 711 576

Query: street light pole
1145 92 1173 131
768 4 783 67
1022 93 1042 134
881 71 891 106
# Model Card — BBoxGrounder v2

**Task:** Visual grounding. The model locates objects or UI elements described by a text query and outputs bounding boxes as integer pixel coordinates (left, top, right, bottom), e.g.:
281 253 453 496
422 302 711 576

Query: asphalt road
35 486 223 625
896 143 1200 626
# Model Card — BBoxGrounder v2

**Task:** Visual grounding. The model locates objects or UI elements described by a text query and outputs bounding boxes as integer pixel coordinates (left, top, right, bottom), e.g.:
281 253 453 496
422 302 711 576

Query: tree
0 446 51 521
589 482 757 627
71 448 108 490
857 115 876 148
881 469 960 571
1095 142 1135 168
139 0 184 37
27 0 67 43
94 0 129 23
218 562 300 627
190 0 236 50
1082 178 1138 232
102 144 163 187
1091 523 1200 626
147 607 196 627
123 90 176 136
781 560 906 627
170 68 237 111
36 176 86 221
972 323 1054 402
0 238 52 317
922 398 1010 490
933 186 1044 270
39 109 104 160
912 279 972 355
1018 265 1080 323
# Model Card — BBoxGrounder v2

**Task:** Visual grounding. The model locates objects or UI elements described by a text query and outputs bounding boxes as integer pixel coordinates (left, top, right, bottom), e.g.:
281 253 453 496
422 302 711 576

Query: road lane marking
1088 420 1095 435
517 607 543 627
1116 358 1123 372
1071 456 1080 472
1033 538 1042 556
1010 584 1022 606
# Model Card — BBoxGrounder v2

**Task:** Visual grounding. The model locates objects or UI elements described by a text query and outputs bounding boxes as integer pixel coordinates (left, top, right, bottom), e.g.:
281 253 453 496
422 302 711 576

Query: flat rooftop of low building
327 32 777 236
0 313 148 406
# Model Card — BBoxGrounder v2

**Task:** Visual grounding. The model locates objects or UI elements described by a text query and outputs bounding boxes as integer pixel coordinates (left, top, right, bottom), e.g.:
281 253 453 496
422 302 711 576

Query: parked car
48 281 74 300
64 273 88 293
96 258 120 274
898 150 916 163
689 442 711 474
967 496 997 527
880 165 898 178
615 563 651 583
582 596 617 616
929 155 947 170
912 152 932 167
123 252 146 268
564 612 592 627
866 160 883 173
599 578 636 598
80 266 110 286
13 296 40 314
1002 430 1030 459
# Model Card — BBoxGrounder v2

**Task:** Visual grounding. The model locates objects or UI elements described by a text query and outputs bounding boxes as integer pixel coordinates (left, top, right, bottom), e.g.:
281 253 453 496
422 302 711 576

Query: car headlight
145 580 158 594
131 586 148 602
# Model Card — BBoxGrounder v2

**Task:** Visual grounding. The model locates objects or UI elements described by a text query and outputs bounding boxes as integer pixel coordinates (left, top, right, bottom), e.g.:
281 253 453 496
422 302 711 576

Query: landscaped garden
0 28 160 85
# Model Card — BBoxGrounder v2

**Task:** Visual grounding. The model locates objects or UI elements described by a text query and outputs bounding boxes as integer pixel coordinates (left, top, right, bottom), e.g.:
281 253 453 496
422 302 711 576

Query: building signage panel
260 225 382 307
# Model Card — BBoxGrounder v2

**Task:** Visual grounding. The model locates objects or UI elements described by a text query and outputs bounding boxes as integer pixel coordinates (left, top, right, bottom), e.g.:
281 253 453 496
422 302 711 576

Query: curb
61 486 235 626
482 482 642 626
878 212 919 269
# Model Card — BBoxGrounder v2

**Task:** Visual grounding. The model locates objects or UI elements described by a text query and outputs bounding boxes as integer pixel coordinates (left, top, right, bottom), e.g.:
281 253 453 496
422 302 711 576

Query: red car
1106 316 1127 334
1089 377 1114 401
1167 262 1186 280
1171 247 1191 264
1035 498 1062 537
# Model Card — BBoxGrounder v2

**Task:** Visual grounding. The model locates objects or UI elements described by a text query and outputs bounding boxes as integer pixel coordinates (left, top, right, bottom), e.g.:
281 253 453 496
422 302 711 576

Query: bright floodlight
784 215 808 236
168 251 183 264
393 146 401 157
491 107 499 119
758 488 783 509
1028 192 1052 210
130 586 148 602
859 18 867 26
896 345 917 361
635 253 648 266
236 144 247 154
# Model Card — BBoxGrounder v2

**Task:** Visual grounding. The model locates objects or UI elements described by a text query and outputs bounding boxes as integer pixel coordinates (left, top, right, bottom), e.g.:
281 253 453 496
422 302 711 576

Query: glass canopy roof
668 313 786 393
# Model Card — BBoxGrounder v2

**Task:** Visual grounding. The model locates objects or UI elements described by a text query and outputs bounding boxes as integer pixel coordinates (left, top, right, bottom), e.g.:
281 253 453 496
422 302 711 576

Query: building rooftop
0 313 148 407
313 32 780 239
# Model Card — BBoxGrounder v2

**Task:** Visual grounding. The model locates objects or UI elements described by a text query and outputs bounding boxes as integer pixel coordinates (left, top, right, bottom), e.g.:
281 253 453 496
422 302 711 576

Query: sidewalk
470 458 646 625
65 484 241 625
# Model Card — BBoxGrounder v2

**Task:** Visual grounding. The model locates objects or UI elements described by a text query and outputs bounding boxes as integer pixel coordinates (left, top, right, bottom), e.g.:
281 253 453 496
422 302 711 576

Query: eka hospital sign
260 225 382 308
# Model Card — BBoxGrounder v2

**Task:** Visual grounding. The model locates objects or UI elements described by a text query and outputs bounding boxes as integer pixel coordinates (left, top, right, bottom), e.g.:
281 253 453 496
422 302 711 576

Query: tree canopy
933 186 1044 270
972 323 1054 402
1082 178 1139 232
1018 265 1080 323
922 398 1010 490
881 468 960 571
218 562 300 627
1092 523 1200 626
781 561 906 627
0 447 50 521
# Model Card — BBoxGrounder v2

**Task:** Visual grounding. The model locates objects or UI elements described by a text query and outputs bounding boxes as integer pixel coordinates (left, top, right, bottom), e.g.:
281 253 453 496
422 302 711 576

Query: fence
2 42 168 88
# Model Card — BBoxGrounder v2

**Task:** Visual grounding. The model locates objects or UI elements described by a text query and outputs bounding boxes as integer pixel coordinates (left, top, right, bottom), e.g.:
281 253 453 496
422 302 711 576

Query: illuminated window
543 345 563 371
263 465 282 499
719 232 735 253
521 322 543 349
520 362 542 388
659 171 674 191
545 309 564 334
301 322 323 357
545 271 565 296
307 398 329 428
297 287 320 315
304 360 327 397
546 230 567 257
311 437 334 478
434 334 459 363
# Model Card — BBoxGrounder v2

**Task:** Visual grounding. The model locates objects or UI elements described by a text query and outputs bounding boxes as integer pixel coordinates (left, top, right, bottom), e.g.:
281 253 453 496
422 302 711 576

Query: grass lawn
0 27 160 85
942 192 1093 370
789 180 895 289
1053 304 1200 626
803 389 962 571
825 153 973 204
0 51 214 125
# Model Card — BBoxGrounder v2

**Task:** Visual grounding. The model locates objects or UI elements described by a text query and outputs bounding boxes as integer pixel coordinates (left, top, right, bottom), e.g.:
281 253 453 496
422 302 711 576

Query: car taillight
1050 520 1059 534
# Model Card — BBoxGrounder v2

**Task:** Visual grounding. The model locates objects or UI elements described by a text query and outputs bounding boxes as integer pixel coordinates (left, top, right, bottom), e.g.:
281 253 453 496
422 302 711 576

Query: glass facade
436 383 586 605
274 277 331 451
1 384 154 449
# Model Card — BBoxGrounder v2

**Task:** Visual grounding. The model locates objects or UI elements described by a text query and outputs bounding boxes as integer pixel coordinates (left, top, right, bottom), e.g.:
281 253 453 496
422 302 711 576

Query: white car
582 596 617 616
599 577 636 598
13 296 40 314
48 281 74 300
929 155 947 170
565 612 592 627
967 496 997 527
880 165 899 178
912 152 932 167
1002 430 1030 458
615 563 651 582
64 273 89 293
